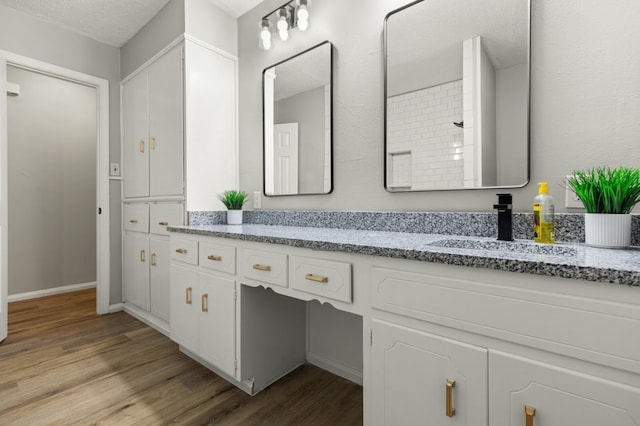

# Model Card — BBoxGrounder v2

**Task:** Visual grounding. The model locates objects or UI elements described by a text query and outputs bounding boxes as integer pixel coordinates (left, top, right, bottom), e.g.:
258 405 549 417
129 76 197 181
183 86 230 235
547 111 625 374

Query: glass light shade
279 29 289 41
277 15 289 32
297 5 309 21
259 19 273 50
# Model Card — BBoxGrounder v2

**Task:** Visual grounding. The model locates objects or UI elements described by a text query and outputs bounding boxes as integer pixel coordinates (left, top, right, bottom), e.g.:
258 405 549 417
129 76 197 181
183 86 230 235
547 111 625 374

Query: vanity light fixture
259 0 311 50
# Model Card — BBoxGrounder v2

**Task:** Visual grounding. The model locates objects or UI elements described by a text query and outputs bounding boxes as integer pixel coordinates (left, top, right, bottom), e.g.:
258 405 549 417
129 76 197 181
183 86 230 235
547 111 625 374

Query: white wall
238 0 640 213
0 4 122 303
7 67 96 295
185 0 237 56
120 0 185 78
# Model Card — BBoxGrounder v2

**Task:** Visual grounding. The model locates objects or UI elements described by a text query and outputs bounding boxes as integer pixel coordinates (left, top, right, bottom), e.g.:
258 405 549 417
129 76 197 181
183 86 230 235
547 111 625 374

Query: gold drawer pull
129 219 138 224
446 378 456 417
150 136 156 150
158 221 169 226
253 264 271 271
525 405 535 426
208 255 222 261
139 250 145 263
150 253 156 266
202 294 208 312
175 248 188 254
305 273 328 283
186 287 192 304
139 140 145 153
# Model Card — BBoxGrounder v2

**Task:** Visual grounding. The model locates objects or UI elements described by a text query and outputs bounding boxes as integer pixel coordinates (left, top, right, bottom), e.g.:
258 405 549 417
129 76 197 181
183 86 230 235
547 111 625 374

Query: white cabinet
170 242 237 379
122 45 183 199
371 319 488 426
123 202 183 326
489 350 640 426
371 259 640 426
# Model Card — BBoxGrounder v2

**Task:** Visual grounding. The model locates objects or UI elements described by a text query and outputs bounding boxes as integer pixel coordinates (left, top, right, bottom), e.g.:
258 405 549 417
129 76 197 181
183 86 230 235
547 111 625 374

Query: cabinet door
123 232 150 310
122 71 149 198
148 45 183 197
489 350 640 426
149 237 170 322
170 265 198 353
371 319 488 426
198 271 236 378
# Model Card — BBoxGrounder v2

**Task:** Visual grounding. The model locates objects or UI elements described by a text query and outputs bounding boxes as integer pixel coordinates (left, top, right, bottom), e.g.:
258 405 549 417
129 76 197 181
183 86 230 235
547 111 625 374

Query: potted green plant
567 167 640 248
218 190 249 225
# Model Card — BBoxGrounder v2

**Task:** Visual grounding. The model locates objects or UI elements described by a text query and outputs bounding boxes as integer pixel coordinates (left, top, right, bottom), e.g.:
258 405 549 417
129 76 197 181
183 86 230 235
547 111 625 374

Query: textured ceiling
0 0 172 47
208 0 263 18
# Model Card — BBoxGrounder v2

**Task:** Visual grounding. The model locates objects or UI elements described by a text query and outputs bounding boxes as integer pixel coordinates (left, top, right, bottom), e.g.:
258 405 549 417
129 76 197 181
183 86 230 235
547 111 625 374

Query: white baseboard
122 303 170 337
109 303 124 313
8 281 97 303
307 352 363 385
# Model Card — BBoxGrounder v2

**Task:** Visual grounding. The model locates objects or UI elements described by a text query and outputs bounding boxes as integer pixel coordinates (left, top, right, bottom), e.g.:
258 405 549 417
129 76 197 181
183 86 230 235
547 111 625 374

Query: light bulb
297 17 308 31
260 27 271 42
277 16 289 32
279 29 289 41
297 5 308 21
262 37 272 50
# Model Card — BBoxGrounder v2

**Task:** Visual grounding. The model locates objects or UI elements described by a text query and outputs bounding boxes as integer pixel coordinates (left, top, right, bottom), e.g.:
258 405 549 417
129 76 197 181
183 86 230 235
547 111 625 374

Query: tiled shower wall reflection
387 80 464 190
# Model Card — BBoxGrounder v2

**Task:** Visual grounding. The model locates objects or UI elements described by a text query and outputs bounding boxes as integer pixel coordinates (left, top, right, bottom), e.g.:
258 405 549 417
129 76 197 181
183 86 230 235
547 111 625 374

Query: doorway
1 51 110 341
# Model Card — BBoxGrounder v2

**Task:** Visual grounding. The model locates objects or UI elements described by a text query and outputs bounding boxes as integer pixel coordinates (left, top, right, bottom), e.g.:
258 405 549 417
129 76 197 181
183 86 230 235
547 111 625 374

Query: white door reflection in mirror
263 41 333 196
274 123 299 195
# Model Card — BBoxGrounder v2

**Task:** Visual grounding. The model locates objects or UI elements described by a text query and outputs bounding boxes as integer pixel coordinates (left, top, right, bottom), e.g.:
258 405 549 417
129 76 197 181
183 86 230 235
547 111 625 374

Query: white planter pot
584 213 631 249
226 210 243 225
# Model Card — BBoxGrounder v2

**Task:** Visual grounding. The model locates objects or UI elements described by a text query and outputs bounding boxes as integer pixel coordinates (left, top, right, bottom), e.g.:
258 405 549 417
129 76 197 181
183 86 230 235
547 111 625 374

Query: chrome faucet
493 193 514 241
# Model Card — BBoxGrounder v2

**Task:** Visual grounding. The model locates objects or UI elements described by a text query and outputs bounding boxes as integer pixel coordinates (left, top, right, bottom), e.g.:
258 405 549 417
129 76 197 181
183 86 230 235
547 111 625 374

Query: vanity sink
427 238 578 257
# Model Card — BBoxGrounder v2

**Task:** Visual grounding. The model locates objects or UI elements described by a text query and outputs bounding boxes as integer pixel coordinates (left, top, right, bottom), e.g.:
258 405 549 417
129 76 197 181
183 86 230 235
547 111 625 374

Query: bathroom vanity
168 223 640 426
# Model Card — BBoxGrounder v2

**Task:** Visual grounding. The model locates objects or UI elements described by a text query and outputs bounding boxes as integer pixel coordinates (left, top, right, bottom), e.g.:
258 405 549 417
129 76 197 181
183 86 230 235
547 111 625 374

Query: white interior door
273 122 299 195
1 60 8 341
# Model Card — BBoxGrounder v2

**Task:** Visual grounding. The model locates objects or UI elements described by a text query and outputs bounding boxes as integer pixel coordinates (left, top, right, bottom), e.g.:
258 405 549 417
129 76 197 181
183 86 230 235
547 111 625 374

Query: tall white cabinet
121 37 238 332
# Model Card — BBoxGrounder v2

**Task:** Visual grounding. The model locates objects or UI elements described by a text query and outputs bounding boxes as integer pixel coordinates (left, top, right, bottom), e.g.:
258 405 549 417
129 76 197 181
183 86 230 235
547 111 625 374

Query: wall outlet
253 191 262 209
565 175 583 209
110 162 120 176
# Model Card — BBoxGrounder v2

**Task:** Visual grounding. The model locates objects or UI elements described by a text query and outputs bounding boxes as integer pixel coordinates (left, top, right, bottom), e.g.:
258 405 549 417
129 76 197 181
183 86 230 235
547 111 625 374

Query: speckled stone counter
168 224 640 286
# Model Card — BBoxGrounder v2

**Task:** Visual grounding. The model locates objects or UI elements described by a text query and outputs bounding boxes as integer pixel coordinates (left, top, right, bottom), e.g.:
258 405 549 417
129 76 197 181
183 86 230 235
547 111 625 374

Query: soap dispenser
533 182 555 244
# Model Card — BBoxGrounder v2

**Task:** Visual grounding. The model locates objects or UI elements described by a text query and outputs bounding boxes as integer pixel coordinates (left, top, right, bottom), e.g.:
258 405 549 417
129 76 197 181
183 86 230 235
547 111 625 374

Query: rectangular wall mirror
263 41 333 196
384 0 530 191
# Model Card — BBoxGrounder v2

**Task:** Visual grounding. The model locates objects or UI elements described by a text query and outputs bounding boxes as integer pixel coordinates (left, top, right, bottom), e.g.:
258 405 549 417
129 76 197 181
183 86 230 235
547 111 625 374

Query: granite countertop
168 224 640 286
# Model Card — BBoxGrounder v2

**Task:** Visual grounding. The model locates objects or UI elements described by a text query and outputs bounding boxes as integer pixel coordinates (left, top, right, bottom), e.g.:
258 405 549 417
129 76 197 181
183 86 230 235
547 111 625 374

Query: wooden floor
0 289 363 425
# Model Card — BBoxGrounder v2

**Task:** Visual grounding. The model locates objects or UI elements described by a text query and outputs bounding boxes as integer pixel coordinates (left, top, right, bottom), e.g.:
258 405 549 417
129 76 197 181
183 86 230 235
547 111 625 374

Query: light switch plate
253 191 262 209
110 163 120 176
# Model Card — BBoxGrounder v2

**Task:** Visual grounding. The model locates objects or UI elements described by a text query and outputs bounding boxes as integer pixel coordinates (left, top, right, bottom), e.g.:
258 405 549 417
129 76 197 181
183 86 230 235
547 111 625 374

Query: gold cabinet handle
186 287 192 304
525 405 536 426
208 255 222 261
305 273 328 283
175 248 188 254
158 221 169 226
150 136 156 150
446 378 456 417
202 293 208 312
139 140 145 153
252 264 271 271
139 250 145 263
129 219 138 224
150 253 156 266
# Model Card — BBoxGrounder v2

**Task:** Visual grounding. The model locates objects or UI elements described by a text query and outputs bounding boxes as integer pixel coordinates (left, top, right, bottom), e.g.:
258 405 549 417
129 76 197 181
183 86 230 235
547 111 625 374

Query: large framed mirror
384 0 530 191
263 41 333 196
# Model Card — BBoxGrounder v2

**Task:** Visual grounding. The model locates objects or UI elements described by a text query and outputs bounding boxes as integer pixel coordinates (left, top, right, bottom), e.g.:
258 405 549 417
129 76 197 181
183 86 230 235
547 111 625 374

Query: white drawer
239 248 288 288
170 237 198 265
123 203 149 233
150 203 183 235
199 242 236 275
290 255 352 303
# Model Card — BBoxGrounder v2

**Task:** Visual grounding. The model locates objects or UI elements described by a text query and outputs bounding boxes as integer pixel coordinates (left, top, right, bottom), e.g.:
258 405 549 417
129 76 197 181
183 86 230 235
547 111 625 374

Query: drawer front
123 203 149 233
199 242 236 275
371 266 640 367
170 237 198 265
150 203 184 236
290 255 352 303
239 248 288 288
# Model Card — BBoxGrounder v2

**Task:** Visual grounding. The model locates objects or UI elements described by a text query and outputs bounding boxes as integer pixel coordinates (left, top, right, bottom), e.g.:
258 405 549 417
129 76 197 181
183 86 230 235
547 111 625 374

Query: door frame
0 50 110 316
